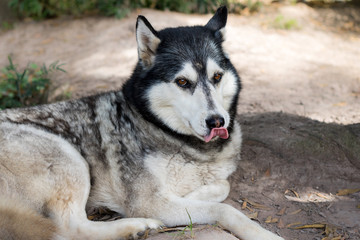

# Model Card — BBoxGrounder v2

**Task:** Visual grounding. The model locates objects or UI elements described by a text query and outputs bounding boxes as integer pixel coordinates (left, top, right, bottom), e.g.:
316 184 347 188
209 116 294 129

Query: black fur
123 6 241 148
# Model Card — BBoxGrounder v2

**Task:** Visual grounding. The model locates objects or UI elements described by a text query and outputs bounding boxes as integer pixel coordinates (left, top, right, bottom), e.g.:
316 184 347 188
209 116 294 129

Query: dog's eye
176 78 190 88
213 73 223 83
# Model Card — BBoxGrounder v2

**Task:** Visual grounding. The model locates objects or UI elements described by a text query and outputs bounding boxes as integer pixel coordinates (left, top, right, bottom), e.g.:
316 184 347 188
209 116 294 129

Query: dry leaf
246 211 258 220
286 222 302 228
271 217 279 223
289 209 302 215
336 188 360 196
325 224 337 236
294 223 325 229
158 227 184 233
357 204 360 209
246 206 254 212
264 168 271 177
240 198 271 210
265 216 272 223
331 237 343 240
351 90 360 97
285 189 299 198
343 21 354 29
333 102 347 107
144 228 150 238
316 192 331 200
241 8 250 16
276 207 287 216
242 200 247 210
277 218 285 229
248 200 270 210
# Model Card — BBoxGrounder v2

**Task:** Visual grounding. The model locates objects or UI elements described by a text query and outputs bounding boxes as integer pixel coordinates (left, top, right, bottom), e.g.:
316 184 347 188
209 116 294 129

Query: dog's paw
126 218 164 239
143 218 164 230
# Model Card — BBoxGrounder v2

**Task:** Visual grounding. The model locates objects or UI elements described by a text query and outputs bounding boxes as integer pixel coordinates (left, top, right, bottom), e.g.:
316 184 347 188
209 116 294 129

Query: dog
0 6 283 240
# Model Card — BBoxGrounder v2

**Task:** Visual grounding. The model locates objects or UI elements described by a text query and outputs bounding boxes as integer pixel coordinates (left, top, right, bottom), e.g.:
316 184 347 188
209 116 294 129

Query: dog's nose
206 116 225 129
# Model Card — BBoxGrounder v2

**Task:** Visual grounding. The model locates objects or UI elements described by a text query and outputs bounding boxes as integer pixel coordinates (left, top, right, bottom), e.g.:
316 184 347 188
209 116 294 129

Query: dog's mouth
204 127 229 143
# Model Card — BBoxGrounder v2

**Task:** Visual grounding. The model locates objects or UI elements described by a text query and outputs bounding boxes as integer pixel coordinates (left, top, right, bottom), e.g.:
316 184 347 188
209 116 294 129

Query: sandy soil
1 3 359 240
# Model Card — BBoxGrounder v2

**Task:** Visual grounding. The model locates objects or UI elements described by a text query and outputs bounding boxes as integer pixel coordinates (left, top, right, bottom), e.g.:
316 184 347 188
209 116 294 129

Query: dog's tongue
204 127 229 143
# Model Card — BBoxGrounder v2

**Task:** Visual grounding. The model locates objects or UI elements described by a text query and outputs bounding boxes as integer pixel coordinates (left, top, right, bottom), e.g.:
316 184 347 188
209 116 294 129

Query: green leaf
1 55 66 109
29 63 38 69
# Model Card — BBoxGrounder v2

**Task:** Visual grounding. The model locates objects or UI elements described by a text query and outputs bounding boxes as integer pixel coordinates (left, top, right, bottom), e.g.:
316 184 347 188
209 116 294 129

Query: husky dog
0 6 283 240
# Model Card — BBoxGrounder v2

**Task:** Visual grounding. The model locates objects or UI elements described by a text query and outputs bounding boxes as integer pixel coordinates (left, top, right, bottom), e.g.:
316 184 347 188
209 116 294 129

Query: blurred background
1 0 360 20
0 0 359 121
0 1 360 240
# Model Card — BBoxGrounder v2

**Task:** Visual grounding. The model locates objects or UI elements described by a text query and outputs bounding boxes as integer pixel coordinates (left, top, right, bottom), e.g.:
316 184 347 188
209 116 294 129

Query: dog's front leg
138 195 284 240
183 179 230 202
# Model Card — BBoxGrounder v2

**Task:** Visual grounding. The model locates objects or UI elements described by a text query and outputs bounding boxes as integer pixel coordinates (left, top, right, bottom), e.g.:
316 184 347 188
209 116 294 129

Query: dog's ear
205 6 227 39
136 16 161 68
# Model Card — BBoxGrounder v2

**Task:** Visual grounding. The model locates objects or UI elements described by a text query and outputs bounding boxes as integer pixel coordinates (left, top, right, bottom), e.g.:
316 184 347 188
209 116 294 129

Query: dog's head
123 6 241 143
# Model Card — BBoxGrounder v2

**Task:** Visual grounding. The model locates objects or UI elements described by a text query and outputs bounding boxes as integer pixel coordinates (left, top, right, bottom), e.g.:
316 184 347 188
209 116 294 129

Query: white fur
147 81 196 135
205 58 232 123
143 122 242 197
0 122 163 240
0 10 284 240
142 122 283 240
206 58 238 111
175 62 198 82
147 59 235 141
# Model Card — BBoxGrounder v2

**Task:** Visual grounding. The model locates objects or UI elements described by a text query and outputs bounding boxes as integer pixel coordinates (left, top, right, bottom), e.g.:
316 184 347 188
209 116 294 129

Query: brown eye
213 73 223 83
176 78 190 88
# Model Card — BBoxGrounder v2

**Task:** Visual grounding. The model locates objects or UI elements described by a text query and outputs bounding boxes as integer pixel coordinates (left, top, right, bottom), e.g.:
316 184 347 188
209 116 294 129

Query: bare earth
1 3 359 240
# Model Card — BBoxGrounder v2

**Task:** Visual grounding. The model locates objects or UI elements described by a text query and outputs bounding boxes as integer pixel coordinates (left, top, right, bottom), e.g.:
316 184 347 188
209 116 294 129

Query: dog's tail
0 197 59 240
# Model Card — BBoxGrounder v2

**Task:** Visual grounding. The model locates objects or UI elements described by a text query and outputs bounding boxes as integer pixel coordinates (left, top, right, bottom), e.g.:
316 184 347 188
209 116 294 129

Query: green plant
0 56 66 110
273 15 299 30
97 0 132 18
8 0 98 19
8 0 262 20
181 209 195 238
62 90 72 99
1 21 15 31
97 0 228 17
245 0 262 13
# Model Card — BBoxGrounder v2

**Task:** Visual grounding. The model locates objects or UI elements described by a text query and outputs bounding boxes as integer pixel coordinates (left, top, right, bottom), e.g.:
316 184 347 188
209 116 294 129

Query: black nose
206 116 225 129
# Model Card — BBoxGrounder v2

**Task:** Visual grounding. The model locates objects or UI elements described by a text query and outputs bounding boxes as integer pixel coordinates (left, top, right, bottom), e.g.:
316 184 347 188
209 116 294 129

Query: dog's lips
204 127 229 143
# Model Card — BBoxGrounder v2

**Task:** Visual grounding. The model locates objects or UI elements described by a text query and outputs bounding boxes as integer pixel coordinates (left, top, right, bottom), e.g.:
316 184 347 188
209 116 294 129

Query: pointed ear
136 16 161 68
205 6 227 37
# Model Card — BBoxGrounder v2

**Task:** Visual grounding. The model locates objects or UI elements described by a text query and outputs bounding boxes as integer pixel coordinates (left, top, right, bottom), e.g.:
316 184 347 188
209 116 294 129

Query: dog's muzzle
204 115 229 142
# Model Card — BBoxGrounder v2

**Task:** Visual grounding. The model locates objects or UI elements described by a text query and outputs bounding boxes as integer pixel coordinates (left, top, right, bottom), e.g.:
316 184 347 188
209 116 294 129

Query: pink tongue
204 127 229 143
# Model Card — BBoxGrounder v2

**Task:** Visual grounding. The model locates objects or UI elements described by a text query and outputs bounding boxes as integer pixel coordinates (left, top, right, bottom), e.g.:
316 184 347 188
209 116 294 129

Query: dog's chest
144 150 237 197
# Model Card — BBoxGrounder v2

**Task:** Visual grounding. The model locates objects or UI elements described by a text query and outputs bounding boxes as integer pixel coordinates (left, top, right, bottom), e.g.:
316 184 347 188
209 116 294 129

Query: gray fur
0 6 284 240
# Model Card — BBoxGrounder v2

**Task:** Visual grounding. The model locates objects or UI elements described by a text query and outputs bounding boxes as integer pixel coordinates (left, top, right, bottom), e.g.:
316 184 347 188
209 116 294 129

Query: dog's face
129 6 241 142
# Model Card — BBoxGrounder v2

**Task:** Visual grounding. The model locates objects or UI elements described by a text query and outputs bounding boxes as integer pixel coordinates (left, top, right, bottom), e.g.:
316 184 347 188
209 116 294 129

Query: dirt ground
1 3 359 240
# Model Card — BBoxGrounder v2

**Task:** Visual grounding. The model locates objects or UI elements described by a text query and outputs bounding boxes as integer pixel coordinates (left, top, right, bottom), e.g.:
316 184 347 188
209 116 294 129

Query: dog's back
0 6 284 240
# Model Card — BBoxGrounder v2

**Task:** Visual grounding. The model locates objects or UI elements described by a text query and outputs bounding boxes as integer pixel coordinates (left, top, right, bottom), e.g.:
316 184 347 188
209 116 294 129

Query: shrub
273 15 300 30
0 56 66 110
8 0 262 19
8 0 97 19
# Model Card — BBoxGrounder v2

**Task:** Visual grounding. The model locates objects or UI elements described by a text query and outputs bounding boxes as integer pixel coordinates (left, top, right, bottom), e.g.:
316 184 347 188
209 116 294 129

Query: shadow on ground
225 112 360 240
94 112 360 240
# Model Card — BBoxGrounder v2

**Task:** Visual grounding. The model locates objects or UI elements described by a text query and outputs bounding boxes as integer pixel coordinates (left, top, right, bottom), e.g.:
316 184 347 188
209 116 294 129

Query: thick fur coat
0 6 283 240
